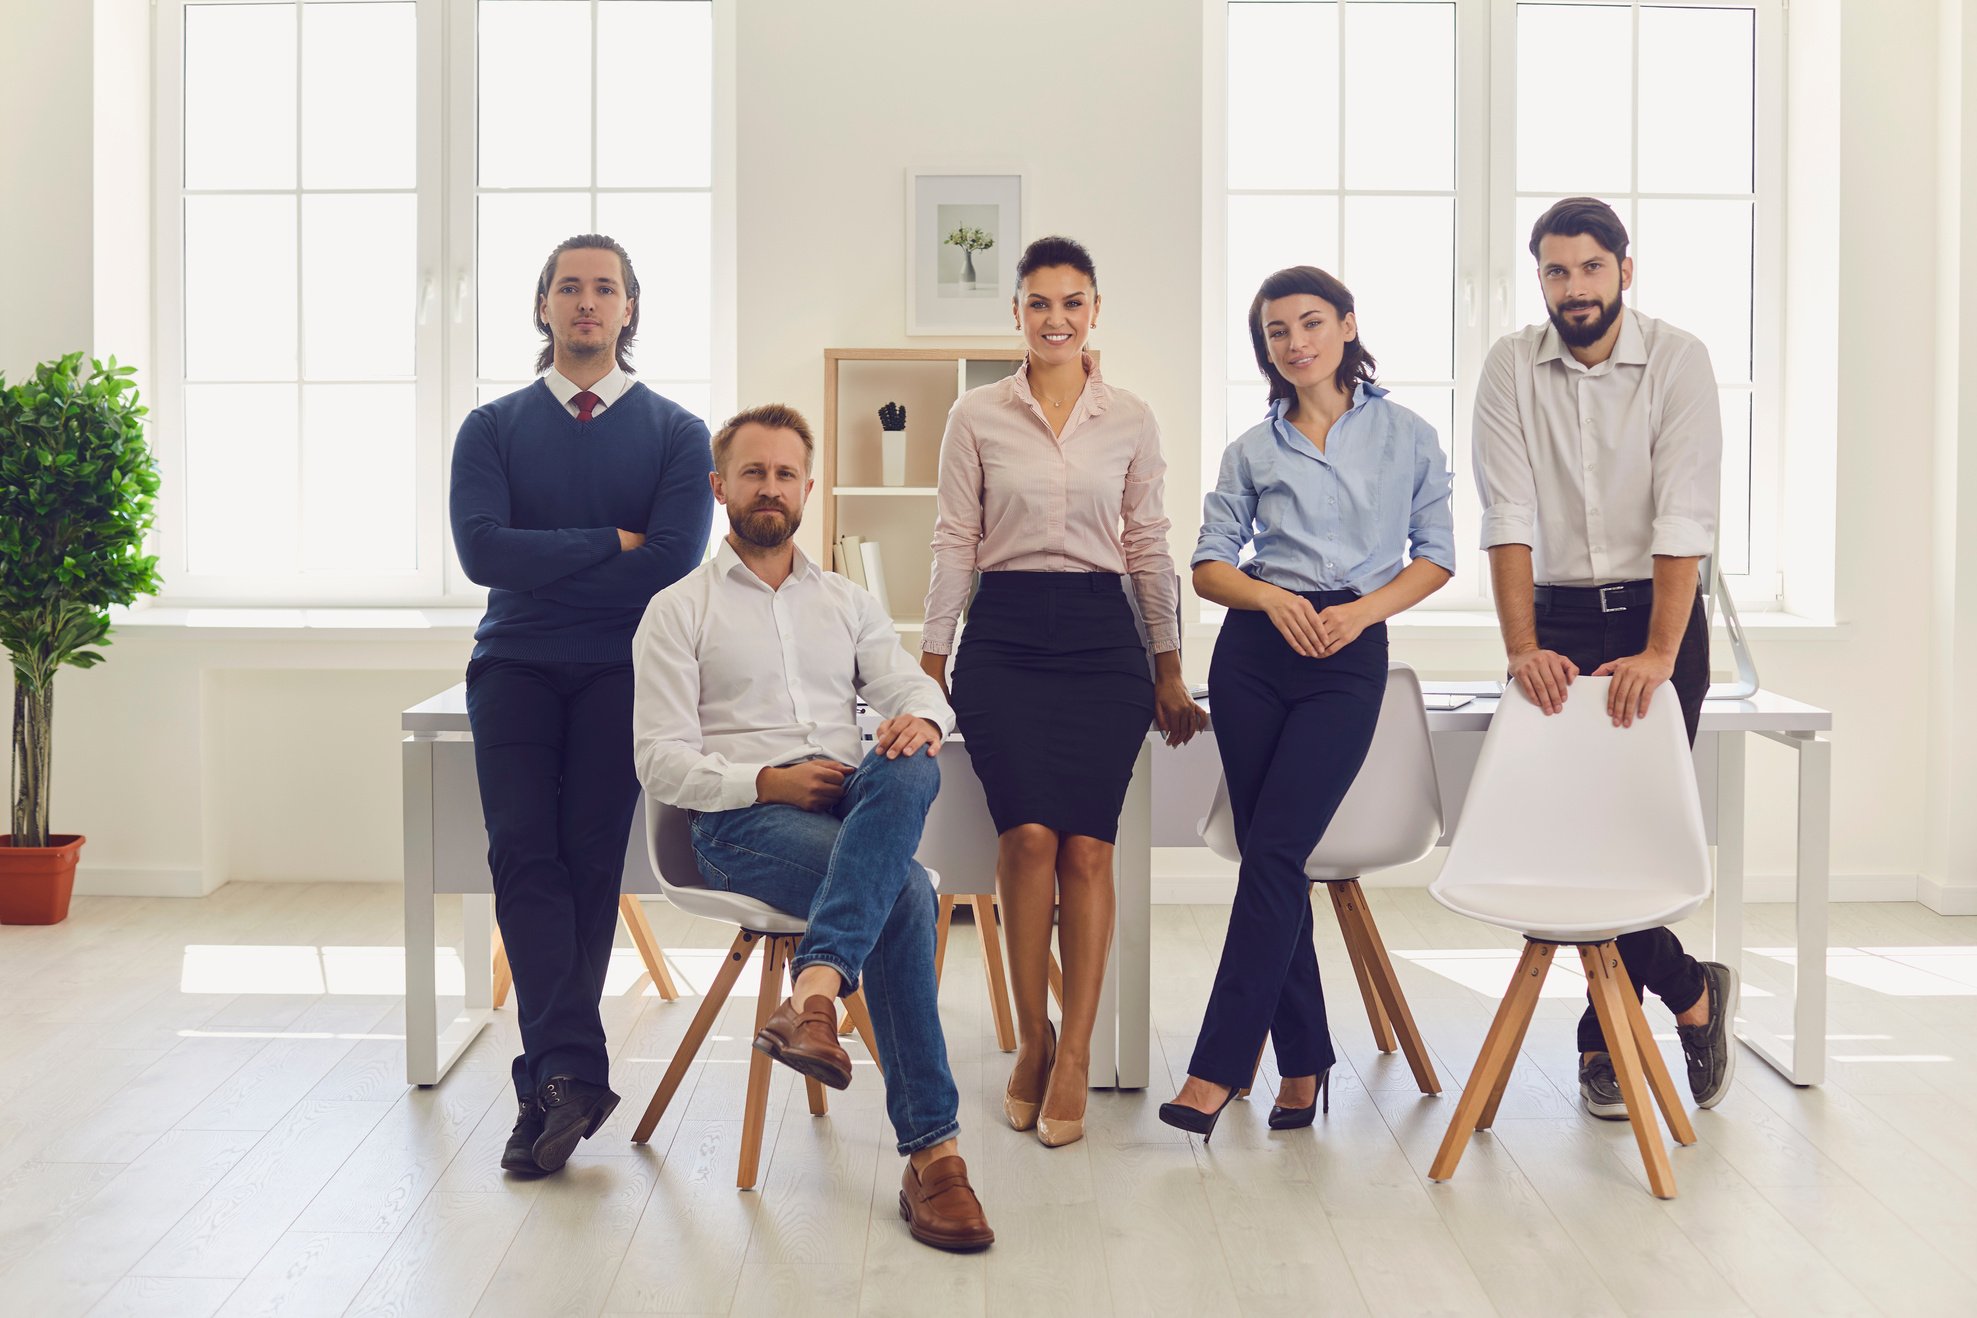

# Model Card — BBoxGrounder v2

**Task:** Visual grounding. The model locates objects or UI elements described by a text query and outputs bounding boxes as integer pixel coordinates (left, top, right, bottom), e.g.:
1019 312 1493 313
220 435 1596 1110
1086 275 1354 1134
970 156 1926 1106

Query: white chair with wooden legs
490 894 680 1009
1197 660 1446 1097
626 797 888 1190
1426 677 1709 1200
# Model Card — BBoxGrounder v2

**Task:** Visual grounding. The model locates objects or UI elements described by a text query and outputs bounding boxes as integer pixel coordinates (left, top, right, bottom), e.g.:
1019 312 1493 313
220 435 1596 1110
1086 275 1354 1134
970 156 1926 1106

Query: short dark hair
713 403 815 474
1528 197 1630 264
1014 235 1097 291
1247 266 1377 404
533 233 641 375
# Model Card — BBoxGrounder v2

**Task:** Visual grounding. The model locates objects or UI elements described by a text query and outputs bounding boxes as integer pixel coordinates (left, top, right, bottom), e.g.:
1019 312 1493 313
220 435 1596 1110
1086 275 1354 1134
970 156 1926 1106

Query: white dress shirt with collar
632 538 957 814
542 364 632 419
1471 307 1722 586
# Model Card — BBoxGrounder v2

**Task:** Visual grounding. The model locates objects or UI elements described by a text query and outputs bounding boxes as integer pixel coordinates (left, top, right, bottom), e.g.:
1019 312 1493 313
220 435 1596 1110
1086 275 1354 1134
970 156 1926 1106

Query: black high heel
1267 1068 1331 1130
1158 1084 1240 1141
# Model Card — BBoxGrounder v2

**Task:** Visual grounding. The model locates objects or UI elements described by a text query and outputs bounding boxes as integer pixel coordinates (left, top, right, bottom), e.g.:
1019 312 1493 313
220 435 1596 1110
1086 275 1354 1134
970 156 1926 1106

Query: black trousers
1531 587 1711 1052
1189 595 1388 1087
464 655 640 1100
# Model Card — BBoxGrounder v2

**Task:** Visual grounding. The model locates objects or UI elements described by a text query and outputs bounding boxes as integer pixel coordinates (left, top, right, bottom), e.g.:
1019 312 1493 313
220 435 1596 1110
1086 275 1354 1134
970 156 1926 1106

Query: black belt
1533 580 1654 614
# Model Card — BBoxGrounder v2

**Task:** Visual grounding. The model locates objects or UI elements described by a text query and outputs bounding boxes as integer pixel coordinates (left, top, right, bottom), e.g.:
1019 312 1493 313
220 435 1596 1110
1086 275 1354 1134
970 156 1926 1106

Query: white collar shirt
1471 307 1721 586
543 365 632 419
632 539 957 813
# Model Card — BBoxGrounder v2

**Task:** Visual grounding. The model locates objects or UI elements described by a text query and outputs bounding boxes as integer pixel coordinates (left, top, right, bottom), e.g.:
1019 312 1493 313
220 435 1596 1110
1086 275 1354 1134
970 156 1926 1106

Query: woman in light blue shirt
1160 265 1455 1138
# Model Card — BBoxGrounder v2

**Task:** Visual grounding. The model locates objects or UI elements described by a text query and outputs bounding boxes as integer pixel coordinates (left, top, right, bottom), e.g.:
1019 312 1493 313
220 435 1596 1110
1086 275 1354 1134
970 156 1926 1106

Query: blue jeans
687 748 959 1155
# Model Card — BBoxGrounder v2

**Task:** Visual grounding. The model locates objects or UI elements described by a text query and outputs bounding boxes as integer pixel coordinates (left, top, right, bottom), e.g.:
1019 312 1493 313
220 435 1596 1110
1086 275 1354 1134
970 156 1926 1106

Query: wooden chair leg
1326 882 1396 1052
633 928 755 1143
1582 942 1680 1198
1047 947 1065 1012
1430 941 1553 1182
737 935 791 1189
973 894 1017 1053
619 895 679 1001
934 895 955 984
843 988 884 1078
1336 879 1441 1095
1609 954 1697 1146
1474 957 1543 1131
805 1076 828 1116
1236 1037 1266 1100
491 924 513 1010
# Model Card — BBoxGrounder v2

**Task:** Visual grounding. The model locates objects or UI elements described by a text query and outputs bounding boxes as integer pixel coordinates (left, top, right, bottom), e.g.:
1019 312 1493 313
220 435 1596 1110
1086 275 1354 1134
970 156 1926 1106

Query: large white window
1210 0 1781 609
156 0 724 605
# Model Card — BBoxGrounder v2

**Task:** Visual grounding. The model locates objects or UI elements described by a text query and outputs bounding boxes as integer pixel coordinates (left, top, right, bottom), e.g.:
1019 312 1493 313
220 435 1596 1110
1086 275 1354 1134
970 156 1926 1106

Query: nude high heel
1036 1043 1087 1148
1003 1021 1056 1132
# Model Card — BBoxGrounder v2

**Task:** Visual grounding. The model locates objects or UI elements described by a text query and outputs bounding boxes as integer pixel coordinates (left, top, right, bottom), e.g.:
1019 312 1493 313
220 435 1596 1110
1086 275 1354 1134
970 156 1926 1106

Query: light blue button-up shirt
1192 383 1456 595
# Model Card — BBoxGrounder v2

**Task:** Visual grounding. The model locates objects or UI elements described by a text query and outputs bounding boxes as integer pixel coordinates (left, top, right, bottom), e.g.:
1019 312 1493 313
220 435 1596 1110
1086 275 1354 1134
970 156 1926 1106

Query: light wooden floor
2 884 1974 1317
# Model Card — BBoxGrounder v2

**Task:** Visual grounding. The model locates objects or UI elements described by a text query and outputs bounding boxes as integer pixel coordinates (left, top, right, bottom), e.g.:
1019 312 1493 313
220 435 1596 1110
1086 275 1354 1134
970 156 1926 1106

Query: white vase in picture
881 430 907 486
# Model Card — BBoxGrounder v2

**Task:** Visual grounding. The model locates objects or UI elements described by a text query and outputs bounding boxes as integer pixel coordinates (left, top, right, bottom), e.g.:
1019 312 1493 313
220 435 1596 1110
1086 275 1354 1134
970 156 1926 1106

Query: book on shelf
835 534 866 588
859 539 891 615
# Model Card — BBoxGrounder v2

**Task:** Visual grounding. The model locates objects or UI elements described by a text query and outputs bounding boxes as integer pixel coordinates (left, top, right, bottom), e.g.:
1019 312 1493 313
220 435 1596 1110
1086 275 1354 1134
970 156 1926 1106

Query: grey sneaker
1578 1052 1627 1120
1678 961 1740 1109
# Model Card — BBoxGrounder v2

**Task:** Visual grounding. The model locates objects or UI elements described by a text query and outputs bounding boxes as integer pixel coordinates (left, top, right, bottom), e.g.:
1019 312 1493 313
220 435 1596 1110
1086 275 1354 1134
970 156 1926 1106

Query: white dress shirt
633 539 957 813
1472 308 1721 586
543 365 631 419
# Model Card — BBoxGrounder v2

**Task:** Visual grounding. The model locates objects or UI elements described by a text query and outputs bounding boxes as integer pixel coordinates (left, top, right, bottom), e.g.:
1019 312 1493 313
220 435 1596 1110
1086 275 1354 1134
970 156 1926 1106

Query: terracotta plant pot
0 834 85 925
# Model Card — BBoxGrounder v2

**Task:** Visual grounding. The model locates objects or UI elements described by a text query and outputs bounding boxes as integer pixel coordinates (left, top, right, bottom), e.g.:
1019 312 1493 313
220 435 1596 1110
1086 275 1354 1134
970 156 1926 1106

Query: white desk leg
1713 732 1747 1002
1790 733 1831 1086
463 891 494 1013
1111 738 1153 1091
403 736 441 1086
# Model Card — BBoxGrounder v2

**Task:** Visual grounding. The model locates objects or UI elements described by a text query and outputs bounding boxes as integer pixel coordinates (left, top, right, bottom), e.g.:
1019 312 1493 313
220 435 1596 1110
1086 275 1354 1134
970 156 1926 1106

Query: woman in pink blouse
921 236 1205 1148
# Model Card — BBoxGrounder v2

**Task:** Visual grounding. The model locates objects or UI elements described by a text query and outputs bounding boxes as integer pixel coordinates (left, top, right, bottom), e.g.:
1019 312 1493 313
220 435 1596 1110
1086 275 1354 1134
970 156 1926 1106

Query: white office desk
403 685 1829 1090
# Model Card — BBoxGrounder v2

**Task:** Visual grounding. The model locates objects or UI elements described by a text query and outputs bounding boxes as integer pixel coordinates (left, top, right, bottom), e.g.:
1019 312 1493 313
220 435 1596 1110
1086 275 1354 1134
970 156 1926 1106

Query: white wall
7 0 1974 910
0 0 93 378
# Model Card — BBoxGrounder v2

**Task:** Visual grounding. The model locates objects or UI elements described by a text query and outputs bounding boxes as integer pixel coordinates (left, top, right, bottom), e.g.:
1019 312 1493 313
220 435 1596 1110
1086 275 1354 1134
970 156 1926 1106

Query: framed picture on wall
904 169 1026 336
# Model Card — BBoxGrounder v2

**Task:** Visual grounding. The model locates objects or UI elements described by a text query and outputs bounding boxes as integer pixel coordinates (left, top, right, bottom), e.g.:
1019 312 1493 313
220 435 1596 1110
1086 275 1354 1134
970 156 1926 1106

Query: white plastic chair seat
1197 661 1444 879
1432 882 1705 943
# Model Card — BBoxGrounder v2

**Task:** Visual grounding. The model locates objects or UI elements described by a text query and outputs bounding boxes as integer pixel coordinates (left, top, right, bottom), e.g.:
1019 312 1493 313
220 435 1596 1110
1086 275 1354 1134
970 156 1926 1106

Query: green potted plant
0 352 161 924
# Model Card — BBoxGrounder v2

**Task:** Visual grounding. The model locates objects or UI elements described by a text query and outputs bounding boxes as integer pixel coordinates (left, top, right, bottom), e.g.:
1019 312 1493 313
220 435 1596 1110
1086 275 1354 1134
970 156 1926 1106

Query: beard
730 501 800 549
1548 289 1624 348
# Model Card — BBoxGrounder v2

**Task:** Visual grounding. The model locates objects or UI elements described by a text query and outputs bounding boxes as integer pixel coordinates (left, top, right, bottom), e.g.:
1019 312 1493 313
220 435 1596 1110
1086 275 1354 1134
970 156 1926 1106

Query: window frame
151 0 732 607
1203 0 1787 618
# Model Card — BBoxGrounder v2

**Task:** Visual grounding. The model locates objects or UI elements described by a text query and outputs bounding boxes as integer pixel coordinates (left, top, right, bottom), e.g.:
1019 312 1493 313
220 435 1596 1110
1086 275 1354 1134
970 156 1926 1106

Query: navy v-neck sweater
449 379 715 662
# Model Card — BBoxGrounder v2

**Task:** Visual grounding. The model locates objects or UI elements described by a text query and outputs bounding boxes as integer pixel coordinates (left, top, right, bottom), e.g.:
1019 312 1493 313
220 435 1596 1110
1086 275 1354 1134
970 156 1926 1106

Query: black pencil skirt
949 571 1155 844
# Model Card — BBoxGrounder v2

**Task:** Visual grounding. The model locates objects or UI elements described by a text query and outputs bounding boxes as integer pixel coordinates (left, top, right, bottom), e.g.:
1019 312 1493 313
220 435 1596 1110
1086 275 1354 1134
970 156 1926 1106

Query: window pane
1227 195 1339 377
477 192 591 380
303 1 417 190
1638 5 1753 195
479 381 534 408
1344 2 1455 191
303 384 417 573
596 1 712 188
1516 3 1631 195
479 1 591 188
185 3 296 190
302 194 417 380
1342 195 1454 381
1717 390 1751 576
1634 199 1752 381
1228 2 1338 190
186 383 299 575
1226 381 1271 449
185 195 298 382
597 192 712 381
1512 194 1635 335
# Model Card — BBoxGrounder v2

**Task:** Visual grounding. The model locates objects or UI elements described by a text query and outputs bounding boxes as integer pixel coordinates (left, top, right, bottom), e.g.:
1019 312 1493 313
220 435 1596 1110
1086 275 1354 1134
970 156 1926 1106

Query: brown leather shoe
898 1155 994 1251
753 995 853 1090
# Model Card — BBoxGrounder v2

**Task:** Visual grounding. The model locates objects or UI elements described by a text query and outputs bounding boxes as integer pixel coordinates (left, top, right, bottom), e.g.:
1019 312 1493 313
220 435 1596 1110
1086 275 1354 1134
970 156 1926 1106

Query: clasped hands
753 716 941 812
1260 587 1371 659
1508 647 1675 728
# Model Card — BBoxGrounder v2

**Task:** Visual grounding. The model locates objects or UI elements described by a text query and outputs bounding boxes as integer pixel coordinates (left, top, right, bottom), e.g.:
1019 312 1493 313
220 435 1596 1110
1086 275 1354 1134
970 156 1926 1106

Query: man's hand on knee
874 715 942 759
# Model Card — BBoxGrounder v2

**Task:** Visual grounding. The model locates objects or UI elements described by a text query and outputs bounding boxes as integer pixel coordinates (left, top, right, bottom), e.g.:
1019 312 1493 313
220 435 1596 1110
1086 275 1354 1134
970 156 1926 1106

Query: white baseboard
73 865 217 898
1150 850 1933 907
1918 876 1977 916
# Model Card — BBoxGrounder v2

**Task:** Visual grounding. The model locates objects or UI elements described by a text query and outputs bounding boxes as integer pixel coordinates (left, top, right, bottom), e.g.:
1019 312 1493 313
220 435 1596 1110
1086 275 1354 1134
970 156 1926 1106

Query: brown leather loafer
753 994 853 1090
898 1155 994 1251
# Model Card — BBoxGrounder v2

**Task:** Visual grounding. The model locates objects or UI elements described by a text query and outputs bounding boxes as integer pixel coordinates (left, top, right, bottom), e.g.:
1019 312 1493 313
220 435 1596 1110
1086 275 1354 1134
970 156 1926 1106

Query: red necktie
573 390 601 422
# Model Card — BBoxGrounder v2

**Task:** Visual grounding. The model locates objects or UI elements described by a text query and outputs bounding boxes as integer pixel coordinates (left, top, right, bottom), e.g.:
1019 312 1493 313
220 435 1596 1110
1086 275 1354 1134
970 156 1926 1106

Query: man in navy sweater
450 233 714 1175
